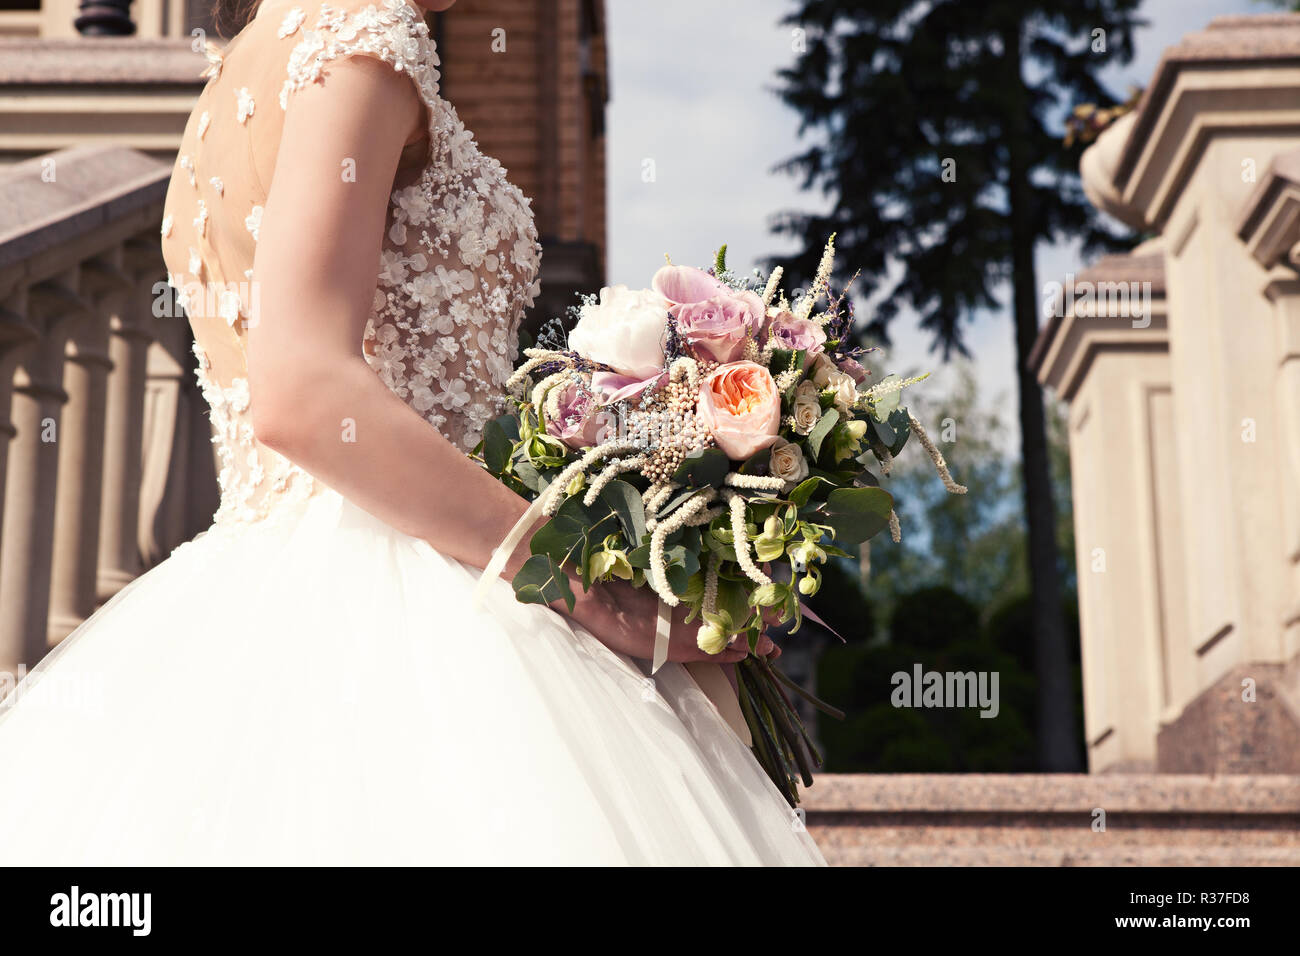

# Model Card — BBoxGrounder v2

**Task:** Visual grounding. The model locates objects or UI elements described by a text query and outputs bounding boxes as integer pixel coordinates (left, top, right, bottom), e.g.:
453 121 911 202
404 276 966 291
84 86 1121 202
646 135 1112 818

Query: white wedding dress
0 0 824 866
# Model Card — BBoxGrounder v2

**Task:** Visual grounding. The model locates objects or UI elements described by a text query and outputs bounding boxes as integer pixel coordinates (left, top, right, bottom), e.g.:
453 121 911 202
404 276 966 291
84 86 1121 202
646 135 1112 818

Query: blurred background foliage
810 365 1085 771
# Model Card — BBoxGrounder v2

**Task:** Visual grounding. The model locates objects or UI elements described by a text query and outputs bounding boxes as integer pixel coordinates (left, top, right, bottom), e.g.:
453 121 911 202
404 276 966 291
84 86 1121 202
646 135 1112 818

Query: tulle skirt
0 489 824 865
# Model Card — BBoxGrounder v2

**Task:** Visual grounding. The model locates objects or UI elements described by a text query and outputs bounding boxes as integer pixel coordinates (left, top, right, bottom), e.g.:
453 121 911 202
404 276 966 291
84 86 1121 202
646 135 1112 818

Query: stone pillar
138 320 190 566
96 277 154 604
1237 148 1300 661
0 290 39 677
1036 14 1300 772
1271 276 1300 648
1031 249 1176 772
0 280 76 670
47 262 126 644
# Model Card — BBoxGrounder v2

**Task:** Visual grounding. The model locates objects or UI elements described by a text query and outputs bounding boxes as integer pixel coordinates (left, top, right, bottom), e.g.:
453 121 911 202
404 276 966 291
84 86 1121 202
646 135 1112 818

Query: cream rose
793 380 822 434
769 437 809 488
811 355 858 414
793 399 821 434
567 284 670 379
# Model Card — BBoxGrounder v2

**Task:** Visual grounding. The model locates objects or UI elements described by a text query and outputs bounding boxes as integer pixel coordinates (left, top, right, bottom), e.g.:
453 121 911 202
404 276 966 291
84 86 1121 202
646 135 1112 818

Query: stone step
821 844 1300 867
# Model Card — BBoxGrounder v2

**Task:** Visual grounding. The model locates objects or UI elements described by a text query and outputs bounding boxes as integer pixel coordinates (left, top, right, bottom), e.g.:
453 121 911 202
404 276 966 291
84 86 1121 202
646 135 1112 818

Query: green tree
773 0 1143 770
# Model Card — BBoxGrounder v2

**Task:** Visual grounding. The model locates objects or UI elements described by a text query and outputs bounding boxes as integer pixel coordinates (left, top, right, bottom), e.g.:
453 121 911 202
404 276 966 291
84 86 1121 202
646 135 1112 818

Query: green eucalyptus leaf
492 413 521 444
887 406 912 455
513 459 543 493
482 419 513 475
787 475 832 508
807 408 840 460
867 415 896 449
672 447 731 488
512 554 576 612
599 479 647 545
715 578 752 629
817 486 895 544
871 375 901 422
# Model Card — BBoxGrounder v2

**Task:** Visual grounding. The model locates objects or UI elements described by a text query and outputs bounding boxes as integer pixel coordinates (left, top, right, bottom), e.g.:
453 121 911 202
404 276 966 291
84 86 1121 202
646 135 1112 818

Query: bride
0 0 824 865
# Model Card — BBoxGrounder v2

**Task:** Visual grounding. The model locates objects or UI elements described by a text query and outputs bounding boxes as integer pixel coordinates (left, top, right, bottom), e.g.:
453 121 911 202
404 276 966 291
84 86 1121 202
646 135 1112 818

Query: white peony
567 285 669 379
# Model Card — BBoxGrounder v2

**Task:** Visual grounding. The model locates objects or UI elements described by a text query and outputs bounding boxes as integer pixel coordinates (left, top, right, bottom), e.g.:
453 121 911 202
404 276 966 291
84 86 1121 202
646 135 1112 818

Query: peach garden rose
698 361 782 460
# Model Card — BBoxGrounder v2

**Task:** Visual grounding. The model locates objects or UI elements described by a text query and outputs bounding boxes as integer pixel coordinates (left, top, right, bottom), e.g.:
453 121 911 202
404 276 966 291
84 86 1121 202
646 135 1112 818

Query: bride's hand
568 579 749 665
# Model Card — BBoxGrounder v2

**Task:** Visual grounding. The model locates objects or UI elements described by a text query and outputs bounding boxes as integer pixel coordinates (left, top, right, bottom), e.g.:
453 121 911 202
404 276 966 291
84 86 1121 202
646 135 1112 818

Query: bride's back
161 0 540 526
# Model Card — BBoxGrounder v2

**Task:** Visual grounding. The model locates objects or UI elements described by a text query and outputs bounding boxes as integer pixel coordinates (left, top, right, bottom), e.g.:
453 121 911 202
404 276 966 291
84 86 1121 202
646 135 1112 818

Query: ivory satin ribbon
472 502 753 745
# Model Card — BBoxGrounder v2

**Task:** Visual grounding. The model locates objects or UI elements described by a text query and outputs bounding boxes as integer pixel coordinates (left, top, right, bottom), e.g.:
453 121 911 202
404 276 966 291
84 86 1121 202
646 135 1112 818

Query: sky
604 0 1267 448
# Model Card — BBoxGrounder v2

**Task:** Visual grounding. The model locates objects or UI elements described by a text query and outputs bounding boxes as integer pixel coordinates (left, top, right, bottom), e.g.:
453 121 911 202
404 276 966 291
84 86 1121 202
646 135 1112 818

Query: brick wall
435 0 608 319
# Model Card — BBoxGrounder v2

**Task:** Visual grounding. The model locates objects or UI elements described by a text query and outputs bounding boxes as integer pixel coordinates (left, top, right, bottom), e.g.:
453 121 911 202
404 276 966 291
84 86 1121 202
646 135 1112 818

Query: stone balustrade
0 144 218 679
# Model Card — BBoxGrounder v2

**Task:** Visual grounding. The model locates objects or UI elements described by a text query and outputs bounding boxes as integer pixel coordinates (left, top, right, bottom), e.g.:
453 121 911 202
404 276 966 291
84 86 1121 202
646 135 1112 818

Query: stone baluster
47 255 128 645
0 289 39 677
96 262 156 604
0 276 80 671
139 316 191 565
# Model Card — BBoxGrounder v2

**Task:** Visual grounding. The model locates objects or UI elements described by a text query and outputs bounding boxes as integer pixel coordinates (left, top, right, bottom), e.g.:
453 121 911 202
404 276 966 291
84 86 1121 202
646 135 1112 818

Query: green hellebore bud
697 621 729 655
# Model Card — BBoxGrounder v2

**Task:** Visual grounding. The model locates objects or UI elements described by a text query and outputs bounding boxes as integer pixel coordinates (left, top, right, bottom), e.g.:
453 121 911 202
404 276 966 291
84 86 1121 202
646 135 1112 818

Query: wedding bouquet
474 238 965 803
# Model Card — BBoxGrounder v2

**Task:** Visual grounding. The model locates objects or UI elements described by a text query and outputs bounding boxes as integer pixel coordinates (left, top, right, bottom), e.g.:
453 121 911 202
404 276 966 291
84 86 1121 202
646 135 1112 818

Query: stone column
1237 148 1300 657
138 322 189 567
0 280 77 670
0 290 38 678
1270 276 1300 651
47 260 126 645
1031 249 1176 772
96 277 154 604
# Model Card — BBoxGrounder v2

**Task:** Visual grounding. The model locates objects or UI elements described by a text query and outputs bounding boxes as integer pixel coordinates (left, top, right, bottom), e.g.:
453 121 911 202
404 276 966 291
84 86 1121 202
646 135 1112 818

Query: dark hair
213 0 262 37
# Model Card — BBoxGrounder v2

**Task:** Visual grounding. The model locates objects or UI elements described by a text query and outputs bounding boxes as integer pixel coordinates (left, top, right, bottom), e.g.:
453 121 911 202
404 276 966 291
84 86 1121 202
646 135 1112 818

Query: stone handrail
0 144 218 679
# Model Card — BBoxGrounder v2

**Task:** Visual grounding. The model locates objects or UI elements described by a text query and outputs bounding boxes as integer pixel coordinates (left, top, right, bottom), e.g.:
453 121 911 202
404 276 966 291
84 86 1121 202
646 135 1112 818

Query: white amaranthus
761 266 784 309
648 489 716 605
703 553 720 615
642 481 678 517
796 234 836 323
541 439 639 516
724 472 785 492
907 411 968 495
506 348 567 395
856 372 931 410
582 455 648 507
726 490 772 587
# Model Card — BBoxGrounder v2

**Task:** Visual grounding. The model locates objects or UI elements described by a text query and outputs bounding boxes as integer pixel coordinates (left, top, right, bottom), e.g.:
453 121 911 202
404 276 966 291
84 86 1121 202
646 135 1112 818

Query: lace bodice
161 0 541 526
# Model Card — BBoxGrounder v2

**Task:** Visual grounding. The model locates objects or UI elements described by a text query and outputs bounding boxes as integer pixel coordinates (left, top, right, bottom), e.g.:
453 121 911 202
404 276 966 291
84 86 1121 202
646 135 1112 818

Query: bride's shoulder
268 0 440 109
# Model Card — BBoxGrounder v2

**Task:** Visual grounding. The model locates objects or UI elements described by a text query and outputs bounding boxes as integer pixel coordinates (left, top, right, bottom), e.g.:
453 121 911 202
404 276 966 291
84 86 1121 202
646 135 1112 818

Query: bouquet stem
735 656 838 806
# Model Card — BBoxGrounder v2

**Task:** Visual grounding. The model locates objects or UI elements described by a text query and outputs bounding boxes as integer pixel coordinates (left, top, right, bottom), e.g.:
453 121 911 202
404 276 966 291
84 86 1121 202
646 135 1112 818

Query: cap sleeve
277 0 441 112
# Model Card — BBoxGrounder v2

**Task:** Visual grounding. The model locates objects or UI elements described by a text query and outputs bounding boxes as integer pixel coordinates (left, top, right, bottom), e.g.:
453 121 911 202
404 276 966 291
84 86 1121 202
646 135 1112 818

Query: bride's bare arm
246 58 744 664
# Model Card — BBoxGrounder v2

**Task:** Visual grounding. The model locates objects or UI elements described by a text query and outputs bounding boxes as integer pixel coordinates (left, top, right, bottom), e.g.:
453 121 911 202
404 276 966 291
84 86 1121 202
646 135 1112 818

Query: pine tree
773 0 1144 770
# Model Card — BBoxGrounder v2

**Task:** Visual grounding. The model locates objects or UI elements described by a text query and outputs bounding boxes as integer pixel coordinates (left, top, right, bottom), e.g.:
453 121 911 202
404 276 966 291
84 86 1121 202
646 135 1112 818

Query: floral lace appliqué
282 0 541 451
192 341 314 526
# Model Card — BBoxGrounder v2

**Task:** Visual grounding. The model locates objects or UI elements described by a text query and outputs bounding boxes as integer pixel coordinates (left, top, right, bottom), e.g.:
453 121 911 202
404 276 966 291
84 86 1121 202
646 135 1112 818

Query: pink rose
651 264 731 314
546 381 614 450
698 361 782 461
766 310 827 358
590 369 666 405
836 356 869 384
676 291 764 364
